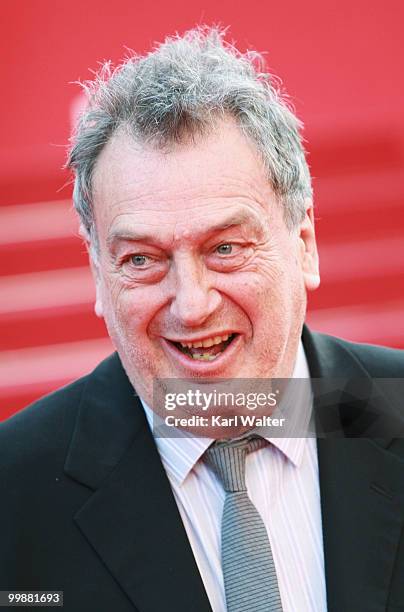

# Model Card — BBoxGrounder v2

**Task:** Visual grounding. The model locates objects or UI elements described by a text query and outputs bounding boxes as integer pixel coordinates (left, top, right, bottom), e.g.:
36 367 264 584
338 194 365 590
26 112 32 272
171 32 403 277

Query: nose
169 254 221 327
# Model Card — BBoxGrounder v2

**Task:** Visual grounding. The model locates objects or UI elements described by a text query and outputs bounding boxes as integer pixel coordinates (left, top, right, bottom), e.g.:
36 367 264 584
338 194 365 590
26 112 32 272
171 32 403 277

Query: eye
216 243 233 255
130 254 149 266
119 251 168 284
206 241 253 272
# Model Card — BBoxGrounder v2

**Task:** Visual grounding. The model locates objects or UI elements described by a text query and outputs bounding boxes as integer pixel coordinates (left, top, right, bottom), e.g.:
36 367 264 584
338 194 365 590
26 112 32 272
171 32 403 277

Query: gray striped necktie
205 436 283 612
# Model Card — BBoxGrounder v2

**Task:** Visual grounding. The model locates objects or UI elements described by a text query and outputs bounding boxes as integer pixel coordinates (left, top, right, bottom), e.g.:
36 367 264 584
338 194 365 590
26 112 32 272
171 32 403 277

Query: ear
80 224 104 318
298 200 320 292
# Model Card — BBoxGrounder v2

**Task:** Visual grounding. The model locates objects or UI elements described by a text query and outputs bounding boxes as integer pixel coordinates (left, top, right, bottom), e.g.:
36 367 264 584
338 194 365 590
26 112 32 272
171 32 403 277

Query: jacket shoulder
304 327 404 378
0 374 89 469
324 334 404 377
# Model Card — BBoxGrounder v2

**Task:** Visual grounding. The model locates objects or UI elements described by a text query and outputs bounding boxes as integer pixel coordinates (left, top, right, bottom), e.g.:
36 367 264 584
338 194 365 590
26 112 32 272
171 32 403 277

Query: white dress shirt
141 341 327 612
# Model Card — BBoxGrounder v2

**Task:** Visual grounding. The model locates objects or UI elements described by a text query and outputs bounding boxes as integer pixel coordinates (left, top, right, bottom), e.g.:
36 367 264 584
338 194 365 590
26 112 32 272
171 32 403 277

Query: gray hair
67 26 312 242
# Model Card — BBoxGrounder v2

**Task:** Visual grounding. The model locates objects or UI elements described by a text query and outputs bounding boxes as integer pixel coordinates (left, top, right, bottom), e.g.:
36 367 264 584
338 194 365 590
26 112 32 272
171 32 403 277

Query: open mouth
169 333 237 362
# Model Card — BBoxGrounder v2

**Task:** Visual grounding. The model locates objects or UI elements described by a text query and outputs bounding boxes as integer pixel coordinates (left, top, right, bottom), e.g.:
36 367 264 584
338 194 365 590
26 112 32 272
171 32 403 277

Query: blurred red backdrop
1 0 403 419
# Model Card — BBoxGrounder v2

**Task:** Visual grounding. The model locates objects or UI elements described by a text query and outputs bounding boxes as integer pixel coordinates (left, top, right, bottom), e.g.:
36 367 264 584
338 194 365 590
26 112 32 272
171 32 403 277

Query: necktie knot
205 435 266 492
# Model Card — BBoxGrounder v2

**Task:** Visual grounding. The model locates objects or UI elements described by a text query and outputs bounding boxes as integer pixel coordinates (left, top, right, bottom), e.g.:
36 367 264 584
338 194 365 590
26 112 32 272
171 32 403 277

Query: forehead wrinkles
92 124 272 204
92 123 280 244
98 173 270 214
106 206 268 253
94 177 272 246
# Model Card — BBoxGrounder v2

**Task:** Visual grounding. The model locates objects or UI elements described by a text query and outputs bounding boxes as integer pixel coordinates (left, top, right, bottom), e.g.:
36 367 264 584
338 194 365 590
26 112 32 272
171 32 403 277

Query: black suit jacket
1 328 404 612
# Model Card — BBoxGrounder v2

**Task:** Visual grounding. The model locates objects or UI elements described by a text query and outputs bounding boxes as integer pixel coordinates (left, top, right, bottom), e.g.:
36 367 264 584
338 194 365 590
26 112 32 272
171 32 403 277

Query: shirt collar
266 340 312 468
141 340 312 484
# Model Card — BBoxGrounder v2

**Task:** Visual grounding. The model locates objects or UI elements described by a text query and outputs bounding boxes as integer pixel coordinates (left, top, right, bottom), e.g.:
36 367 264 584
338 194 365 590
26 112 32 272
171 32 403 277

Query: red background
1 0 403 419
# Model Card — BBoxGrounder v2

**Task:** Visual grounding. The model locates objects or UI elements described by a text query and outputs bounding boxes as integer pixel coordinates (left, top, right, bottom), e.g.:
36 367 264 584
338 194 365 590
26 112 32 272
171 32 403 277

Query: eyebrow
209 211 262 233
107 210 264 249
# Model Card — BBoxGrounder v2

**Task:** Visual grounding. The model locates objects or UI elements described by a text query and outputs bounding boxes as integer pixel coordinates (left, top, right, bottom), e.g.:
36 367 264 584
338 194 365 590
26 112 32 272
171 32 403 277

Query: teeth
179 334 230 349
191 353 218 361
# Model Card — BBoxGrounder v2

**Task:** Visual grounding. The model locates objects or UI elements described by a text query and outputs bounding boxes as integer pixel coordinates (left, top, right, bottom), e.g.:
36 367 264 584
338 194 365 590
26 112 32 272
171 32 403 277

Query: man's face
91 120 320 409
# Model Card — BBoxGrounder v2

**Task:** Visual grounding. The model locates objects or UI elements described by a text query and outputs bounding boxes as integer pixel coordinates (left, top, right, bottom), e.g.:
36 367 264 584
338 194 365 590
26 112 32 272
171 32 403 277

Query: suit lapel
64 354 212 612
303 328 404 612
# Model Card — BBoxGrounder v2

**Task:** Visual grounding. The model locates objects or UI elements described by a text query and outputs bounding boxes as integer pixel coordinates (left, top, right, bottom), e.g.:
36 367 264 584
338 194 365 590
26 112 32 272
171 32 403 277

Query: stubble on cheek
250 256 307 378
99 276 163 401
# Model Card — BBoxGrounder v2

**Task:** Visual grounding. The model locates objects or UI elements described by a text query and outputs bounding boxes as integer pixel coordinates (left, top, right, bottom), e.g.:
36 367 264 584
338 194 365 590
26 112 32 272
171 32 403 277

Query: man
0 27 403 612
